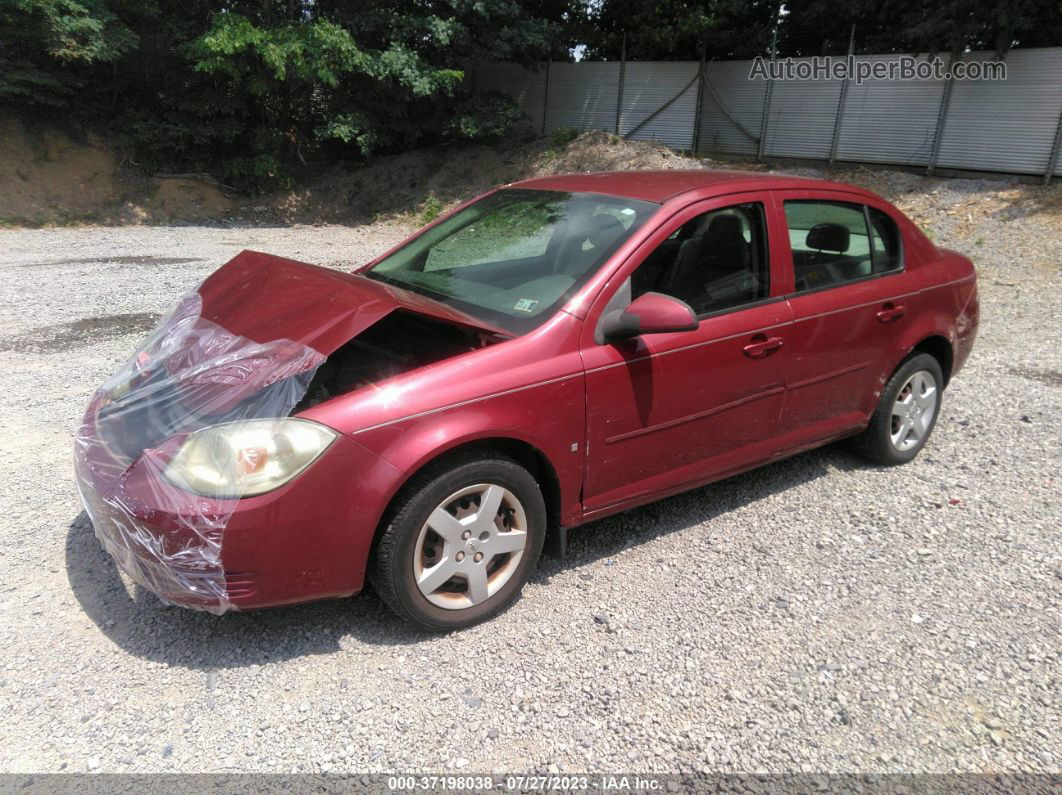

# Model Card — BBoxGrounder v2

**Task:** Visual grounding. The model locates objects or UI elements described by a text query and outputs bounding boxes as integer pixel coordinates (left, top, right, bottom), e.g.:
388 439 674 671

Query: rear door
773 190 914 438
580 192 793 515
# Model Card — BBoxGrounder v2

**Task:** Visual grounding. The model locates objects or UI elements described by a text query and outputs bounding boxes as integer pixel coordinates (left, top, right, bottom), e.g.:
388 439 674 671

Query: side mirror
601 291 698 341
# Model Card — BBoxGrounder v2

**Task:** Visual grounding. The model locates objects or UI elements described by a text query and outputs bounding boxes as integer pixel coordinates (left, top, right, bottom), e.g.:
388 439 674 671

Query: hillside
1 116 1060 238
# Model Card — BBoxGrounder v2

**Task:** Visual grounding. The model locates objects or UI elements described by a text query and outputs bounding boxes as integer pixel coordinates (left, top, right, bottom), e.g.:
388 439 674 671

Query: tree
577 0 778 61
0 0 137 105
1 0 579 187
170 0 575 185
575 0 1061 61
777 0 1062 57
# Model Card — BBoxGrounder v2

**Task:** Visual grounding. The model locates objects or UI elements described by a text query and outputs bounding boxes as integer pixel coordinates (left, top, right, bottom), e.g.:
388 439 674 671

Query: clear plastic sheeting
74 292 325 614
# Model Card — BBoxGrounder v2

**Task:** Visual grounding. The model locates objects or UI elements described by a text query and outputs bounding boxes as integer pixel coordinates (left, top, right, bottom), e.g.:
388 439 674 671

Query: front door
579 194 793 516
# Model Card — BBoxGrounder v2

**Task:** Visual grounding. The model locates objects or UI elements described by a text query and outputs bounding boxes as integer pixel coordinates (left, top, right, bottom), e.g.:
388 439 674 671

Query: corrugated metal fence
473 47 1062 182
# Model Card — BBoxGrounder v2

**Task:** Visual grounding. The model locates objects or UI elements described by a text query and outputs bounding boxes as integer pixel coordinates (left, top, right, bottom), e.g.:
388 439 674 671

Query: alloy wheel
890 370 938 452
413 483 528 610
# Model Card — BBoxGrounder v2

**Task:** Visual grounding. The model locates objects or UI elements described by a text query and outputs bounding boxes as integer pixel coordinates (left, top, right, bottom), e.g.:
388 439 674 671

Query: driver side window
631 202 770 316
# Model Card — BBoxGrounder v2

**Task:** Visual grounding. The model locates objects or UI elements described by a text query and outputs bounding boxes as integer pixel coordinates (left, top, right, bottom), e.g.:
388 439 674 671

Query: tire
369 453 546 632
851 352 945 465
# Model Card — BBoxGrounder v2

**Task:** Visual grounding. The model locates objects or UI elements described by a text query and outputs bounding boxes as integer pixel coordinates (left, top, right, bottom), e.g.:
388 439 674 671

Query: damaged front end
74 250 499 613
296 309 489 409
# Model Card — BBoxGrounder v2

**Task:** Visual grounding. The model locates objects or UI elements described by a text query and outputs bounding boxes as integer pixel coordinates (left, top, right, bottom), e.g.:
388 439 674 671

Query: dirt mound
126 176 237 223
0 118 122 225
0 122 710 226
0 117 235 226
528 130 702 176
264 131 711 224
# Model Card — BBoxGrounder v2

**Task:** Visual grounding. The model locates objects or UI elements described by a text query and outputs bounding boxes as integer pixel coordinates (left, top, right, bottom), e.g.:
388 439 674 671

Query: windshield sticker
513 298 539 314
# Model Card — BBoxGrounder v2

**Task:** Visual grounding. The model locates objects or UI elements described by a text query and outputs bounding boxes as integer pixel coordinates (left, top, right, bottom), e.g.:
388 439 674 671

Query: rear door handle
743 335 784 358
876 302 906 323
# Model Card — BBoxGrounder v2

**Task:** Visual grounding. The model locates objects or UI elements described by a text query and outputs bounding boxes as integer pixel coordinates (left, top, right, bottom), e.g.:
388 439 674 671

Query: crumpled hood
83 249 503 454
197 250 496 355
144 249 500 413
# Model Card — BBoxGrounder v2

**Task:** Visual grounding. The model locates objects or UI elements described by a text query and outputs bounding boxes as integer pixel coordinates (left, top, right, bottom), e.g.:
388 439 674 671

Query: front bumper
75 398 404 613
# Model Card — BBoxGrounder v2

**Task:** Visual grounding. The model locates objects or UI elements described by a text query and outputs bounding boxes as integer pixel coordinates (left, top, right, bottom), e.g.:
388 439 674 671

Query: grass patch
548 127 581 149
419 194 444 224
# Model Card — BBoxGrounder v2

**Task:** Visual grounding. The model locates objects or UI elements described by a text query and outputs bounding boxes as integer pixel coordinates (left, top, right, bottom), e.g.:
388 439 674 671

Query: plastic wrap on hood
73 291 326 614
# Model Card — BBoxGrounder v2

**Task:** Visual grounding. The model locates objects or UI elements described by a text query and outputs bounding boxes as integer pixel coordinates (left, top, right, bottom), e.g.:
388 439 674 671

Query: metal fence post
1044 104 1062 185
829 25 856 166
541 60 551 135
615 31 627 135
757 79 774 161
927 53 960 177
692 46 707 154
757 11 780 161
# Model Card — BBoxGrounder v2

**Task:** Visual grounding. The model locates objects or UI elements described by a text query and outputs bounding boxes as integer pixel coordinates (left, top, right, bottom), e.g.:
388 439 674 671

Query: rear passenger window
631 202 770 315
785 201 902 292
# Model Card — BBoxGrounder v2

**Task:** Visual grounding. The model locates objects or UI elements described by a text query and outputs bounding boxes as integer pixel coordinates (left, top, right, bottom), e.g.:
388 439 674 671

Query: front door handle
876 302 906 323
743 334 784 359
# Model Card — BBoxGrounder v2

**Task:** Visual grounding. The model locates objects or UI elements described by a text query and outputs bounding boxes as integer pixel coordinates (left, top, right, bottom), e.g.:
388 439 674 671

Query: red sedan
75 170 979 630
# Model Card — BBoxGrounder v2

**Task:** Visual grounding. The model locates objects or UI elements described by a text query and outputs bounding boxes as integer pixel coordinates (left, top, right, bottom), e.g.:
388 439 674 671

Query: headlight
164 418 337 498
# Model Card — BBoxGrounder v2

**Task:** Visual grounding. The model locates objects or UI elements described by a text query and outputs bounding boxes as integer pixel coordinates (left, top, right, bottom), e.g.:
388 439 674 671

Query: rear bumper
75 401 404 612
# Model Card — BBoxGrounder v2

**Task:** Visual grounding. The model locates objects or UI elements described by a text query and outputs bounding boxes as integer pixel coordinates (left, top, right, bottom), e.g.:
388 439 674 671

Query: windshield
365 189 658 335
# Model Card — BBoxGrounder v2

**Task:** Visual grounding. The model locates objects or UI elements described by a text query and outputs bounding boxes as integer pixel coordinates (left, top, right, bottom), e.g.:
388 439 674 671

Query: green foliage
316 112 378 157
420 194 444 224
549 127 581 148
579 0 778 60
13 0 136 62
444 93 527 142
0 0 137 105
189 15 367 87
577 0 1060 60
0 0 570 189
776 0 1061 56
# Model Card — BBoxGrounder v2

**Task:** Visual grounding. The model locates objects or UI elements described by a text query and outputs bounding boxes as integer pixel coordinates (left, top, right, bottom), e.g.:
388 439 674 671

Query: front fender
350 373 586 527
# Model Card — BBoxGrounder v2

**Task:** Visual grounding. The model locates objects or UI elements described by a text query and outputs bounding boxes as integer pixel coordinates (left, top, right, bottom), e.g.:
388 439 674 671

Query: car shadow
66 443 864 670
534 443 861 581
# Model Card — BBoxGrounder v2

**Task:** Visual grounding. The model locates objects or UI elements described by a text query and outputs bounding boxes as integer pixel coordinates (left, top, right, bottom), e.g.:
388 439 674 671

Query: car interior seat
663 214 751 309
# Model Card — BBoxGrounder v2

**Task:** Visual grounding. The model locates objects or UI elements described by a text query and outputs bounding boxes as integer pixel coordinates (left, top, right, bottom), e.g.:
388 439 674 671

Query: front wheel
370 454 546 632
851 353 945 465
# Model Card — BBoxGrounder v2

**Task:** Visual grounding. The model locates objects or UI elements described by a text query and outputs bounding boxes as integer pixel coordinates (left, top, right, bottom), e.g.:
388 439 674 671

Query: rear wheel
370 454 546 631
852 353 944 465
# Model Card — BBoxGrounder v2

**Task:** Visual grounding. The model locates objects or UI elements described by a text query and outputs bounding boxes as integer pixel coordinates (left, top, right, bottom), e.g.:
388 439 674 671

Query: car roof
506 169 875 204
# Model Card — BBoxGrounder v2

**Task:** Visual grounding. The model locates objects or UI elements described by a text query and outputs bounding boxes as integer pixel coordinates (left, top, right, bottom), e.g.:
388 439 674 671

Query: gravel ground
0 187 1059 777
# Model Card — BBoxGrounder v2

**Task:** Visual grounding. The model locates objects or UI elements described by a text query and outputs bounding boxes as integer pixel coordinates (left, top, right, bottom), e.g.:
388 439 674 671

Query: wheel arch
368 435 566 563
862 321 957 420
910 334 954 386
880 310 957 389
